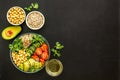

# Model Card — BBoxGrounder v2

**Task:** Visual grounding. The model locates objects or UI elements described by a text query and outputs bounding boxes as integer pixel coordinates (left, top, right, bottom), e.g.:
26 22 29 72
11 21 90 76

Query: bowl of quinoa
26 11 45 30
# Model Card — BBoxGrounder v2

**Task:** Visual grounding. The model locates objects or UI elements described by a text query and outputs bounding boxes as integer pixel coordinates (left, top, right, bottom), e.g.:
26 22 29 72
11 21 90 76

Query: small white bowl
7 6 26 25
26 11 45 30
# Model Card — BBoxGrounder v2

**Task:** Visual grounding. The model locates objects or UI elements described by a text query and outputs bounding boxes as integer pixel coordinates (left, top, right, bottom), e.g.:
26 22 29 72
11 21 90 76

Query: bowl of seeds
26 11 45 30
7 6 26 25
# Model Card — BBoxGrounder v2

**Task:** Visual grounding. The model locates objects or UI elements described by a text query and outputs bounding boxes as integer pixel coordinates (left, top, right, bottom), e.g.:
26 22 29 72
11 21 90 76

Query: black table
0 0 118 80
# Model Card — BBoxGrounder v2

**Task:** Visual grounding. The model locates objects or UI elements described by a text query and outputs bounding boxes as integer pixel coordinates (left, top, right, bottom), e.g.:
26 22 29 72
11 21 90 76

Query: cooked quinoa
27 11 44 28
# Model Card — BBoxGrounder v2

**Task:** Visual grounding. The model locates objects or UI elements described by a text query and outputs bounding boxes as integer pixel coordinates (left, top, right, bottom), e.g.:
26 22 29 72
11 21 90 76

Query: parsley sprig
51 42 64 57
24 2 39 11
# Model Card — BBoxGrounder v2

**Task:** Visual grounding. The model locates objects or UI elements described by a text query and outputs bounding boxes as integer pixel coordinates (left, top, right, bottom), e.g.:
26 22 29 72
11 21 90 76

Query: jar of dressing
45 59 63 77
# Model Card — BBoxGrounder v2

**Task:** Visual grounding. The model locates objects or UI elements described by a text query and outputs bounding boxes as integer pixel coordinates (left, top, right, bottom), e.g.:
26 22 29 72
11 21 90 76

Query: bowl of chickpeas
7 6 26 25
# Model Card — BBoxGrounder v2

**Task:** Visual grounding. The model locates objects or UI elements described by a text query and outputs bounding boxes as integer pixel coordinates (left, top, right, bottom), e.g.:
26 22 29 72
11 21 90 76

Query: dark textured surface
0 0 118 80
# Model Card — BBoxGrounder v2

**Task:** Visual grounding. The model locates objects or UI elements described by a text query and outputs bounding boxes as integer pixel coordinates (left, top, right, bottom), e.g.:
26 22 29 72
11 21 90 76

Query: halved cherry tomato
35 47 42 56
41 52 48 60
32 55 39 62
41 44 48 52
40 58 45 65
33 52 37 55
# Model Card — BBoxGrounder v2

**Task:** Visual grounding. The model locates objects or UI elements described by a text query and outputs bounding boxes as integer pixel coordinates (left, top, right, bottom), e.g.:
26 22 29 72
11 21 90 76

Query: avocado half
2 26 22 40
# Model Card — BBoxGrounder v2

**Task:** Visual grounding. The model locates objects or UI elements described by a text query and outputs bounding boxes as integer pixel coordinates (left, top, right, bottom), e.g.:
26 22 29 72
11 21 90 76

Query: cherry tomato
41 44 48 52
41 52 48 60
40 58 45 65
35 47 42 56
33 52 37 55
32 55 39 62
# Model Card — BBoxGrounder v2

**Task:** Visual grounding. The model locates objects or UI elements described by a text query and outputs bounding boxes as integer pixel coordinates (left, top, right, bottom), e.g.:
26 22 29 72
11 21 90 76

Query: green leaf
33 3 39 9
56 45 64 50
56 52 61 57
31 3 34 7
29 5 33 9
9 44 13 50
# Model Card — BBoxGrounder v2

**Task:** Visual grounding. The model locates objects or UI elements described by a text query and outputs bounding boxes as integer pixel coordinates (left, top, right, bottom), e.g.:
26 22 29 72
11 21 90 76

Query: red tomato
41 44 48 52
40 58 45 65
35 47 42 56
32 55 39 62
41 52 48 60
33 52 37 55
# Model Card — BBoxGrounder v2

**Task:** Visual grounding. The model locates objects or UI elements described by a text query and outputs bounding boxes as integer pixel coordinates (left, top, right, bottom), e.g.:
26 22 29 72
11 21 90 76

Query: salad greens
24 2 39 11
9 38 23 52
51 42 64 57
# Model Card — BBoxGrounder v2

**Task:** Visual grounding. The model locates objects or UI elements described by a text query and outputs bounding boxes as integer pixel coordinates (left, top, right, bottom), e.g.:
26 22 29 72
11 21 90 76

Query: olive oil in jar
45 59 63 77
48 60 60 72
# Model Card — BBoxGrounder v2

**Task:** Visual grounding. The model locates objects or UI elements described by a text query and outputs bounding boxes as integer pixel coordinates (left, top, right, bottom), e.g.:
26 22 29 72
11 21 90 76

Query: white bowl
7 6 26 25
26 11 45 30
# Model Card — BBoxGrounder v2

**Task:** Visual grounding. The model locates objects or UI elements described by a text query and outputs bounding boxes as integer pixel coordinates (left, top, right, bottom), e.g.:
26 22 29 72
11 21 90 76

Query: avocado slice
29 58 36 66
2 26 22 40
34 61 42 69
18 63 24 71
23 61 30 72
29 59 42 71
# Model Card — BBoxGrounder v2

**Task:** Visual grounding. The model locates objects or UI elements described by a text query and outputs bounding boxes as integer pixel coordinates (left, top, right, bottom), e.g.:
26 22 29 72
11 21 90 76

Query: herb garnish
24 2 39 11
51 42 64 57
